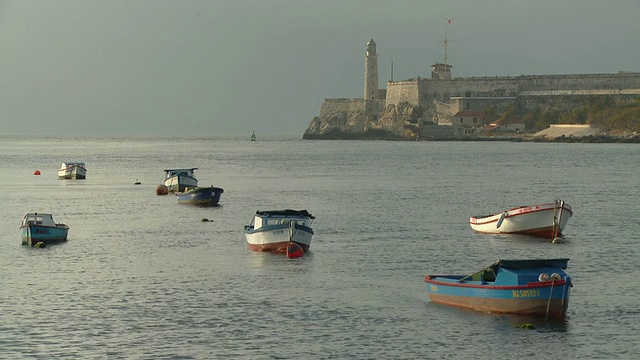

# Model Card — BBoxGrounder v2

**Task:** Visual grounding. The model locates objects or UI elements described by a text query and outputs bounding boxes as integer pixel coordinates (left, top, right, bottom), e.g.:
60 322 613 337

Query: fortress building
304 39 640 139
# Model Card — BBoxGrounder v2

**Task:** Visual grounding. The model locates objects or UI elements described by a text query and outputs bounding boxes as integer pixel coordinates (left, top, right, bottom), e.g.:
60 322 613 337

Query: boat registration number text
512 289 540 298
517 206 540 213
272 230 284 235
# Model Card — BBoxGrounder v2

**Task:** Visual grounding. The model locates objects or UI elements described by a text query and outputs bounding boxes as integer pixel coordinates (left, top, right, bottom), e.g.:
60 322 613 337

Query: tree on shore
497 104 519 128
587 98 640 134
481 106 498 125
492 96 639 134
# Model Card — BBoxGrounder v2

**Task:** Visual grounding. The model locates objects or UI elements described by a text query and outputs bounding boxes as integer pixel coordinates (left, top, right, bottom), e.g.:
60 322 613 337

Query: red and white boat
469 200 572 239
244 209 315 258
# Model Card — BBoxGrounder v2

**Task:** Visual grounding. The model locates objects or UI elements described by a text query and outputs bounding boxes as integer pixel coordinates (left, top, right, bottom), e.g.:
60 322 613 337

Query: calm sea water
1 135 639 359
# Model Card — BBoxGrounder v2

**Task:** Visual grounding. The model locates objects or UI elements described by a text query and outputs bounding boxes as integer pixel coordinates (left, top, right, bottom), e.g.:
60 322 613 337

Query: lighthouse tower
364 39 378 101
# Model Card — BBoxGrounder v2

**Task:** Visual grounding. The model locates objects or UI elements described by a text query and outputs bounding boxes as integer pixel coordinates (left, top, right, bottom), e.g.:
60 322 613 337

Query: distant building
452 111 484 126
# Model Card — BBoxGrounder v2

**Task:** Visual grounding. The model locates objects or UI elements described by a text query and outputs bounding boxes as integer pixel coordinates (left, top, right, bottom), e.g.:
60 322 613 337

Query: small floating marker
34 242 46 248
552 237 564 244
134 179 142 185
34 170 41 175
201 218 210 222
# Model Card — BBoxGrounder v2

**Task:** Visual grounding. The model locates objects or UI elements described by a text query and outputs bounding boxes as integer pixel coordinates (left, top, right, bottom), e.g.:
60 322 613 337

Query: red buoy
34 170 41 175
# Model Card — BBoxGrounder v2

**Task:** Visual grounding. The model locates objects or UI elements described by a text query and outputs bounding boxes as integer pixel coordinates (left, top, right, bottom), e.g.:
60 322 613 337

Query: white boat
469 200 573 239
163 168 198 193
244 210 315 257
57 162 87 179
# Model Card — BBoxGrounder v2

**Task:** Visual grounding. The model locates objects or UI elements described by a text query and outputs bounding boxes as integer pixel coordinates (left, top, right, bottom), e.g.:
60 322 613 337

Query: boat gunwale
470 204 573 225
20 223 70 231
179 186 224 194
424 276 569 290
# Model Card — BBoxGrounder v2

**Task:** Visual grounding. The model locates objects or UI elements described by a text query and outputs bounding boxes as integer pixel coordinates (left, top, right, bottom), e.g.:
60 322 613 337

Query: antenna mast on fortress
444 19 453 70
431 19 453 80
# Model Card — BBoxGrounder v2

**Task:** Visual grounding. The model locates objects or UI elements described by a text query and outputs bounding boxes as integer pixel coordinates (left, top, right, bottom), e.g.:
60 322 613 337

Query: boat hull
470 201 572 238
57 165 87 179
21 224 69 247
425 277 571 318
176 186 223 206
244 223 313 253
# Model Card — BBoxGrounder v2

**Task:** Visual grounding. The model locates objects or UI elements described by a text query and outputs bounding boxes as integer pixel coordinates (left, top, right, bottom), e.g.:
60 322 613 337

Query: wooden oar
496 211 508 229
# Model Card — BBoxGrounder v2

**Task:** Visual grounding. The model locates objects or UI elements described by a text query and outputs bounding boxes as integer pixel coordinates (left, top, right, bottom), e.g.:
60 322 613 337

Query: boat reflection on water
248 250 314 273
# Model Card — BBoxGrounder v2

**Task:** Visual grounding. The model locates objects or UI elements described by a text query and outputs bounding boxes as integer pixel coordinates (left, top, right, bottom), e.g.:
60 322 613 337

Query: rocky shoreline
527 134 640 143
303 129 640 143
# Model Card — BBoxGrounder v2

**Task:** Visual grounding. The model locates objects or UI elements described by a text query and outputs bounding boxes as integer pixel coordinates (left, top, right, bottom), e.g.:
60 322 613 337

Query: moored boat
244 209 315 257
176 186 224 206
20 213 70 247
469 200 572 239
163 168 198 193
425 258 572 319
57 162 87 179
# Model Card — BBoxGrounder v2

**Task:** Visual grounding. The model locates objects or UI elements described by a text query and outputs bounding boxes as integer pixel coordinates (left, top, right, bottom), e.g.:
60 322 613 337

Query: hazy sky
2 0 639 136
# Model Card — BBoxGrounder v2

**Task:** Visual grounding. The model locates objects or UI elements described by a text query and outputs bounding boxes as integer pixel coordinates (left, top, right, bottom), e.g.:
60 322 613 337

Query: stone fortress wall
384 79 421 109
320 98 367 116
384 72 640 128
384 73 640 109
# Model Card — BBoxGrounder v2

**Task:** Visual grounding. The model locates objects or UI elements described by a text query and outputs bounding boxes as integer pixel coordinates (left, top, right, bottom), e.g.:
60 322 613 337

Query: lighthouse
364 39 379 101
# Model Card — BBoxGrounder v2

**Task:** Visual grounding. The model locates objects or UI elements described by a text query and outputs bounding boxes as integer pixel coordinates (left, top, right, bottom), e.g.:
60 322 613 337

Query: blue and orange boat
425 258 572 319
176 186 224 206
20 213 70 247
